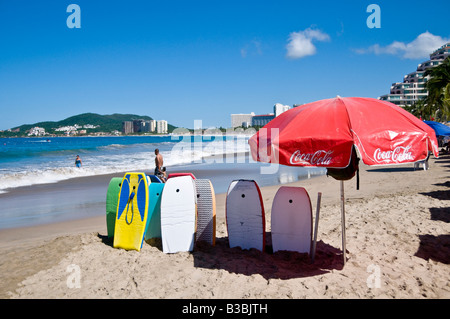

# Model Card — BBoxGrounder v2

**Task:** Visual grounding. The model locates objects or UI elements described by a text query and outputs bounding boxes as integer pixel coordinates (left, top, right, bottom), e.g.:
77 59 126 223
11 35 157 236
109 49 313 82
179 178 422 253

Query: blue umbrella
424 121 450 136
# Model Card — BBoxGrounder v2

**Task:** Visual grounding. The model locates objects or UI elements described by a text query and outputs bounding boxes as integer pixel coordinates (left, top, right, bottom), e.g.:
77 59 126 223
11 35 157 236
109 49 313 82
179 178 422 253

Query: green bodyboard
106 177 122 238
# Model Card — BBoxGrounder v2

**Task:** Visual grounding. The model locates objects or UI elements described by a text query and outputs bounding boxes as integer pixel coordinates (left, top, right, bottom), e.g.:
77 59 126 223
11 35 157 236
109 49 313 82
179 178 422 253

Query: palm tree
444 81 450 111
404 99 424 118
424 56 450 121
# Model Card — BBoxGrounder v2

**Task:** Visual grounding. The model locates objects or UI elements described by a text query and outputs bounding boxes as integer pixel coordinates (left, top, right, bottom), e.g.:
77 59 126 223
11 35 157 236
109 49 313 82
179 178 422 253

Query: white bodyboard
271 186 312 254
226 180 265 251
160 176 196 253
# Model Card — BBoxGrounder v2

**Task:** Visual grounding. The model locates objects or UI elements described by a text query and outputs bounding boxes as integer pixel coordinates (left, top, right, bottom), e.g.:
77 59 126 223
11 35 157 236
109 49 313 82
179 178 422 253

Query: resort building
379 43 450 107
231 113 255 128
122 119 166 134
28 127 46 136
133 119 150 133
122 121 133 134
252 114 275 127
156 120 168 134
149 120 156 132
230 103 291 128
274 103 291 117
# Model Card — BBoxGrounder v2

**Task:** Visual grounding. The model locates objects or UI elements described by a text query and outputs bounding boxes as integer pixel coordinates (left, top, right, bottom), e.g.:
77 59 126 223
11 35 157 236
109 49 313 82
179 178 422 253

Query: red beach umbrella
249 96 439 264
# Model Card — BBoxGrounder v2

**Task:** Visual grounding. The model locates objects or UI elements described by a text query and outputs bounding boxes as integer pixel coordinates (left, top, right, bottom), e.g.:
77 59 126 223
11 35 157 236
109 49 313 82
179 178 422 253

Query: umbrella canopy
249 96 439 168
424 120 450 137
248 96 439 265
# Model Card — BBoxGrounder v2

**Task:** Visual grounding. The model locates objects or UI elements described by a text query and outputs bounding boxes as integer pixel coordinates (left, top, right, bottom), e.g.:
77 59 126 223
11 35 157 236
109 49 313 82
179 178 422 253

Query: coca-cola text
289 150 333 166
373 146 413 163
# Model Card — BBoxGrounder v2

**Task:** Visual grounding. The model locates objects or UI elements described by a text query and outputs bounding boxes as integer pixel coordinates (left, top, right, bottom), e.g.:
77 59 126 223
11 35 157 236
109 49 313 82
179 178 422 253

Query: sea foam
0 135 252 193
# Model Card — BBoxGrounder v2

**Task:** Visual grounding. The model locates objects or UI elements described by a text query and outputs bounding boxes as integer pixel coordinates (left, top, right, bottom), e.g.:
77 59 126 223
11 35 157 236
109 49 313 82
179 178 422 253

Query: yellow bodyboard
113 172 149 251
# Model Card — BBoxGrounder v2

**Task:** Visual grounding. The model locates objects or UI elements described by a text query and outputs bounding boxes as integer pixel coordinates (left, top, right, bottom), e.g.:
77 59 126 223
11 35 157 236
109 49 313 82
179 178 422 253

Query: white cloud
286 27 330 59
355 31 450 59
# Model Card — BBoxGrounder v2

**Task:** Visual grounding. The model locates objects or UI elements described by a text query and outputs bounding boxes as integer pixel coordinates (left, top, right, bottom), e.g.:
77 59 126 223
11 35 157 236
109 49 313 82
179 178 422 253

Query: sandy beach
0 155 449 300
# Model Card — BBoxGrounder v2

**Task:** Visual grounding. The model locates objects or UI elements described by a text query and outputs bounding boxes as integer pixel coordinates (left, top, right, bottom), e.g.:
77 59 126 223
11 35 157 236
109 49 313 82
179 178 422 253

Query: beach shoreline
1 155 449 299
0 152 324 230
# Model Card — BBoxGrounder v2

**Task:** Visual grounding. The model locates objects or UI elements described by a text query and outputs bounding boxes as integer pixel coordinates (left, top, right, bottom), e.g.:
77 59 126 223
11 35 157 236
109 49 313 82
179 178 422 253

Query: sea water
0 135 325 194
0 135 235 193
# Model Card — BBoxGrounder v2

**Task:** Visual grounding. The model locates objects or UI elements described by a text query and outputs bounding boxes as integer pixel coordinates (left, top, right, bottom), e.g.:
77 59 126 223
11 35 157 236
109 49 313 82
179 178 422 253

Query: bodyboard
148 174 163 183
271 186 312 254
167 173 196 180
194 179 216 246
113 172 149 251
144 183 164 240
226 180 265 251
106 177 122 238
160 175 197 253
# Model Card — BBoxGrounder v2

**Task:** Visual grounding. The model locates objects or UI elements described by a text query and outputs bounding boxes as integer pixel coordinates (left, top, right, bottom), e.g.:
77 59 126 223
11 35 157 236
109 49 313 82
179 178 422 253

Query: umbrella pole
340 180 347 265
311 192 322 263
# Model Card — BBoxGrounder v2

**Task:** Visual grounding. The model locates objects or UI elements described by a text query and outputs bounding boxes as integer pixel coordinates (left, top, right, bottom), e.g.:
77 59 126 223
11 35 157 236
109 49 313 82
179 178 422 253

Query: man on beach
154 149 166 182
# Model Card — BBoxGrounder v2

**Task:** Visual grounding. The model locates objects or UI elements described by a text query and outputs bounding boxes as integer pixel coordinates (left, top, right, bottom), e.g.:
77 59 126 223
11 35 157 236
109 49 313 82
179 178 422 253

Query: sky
0 0 449 130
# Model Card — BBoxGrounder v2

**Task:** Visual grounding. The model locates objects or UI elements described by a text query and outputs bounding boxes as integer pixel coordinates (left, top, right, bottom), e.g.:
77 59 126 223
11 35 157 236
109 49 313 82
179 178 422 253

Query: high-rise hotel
230 103 291 128
379 43 450 107
122 119 168 134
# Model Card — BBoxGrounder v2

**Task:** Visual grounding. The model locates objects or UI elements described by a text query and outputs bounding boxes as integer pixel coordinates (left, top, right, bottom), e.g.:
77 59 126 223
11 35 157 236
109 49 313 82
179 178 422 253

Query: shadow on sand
366 167 416 173
99 233 345 280
429 207 450 223
415 234 450 264
414 174 450 264
192 234 344 280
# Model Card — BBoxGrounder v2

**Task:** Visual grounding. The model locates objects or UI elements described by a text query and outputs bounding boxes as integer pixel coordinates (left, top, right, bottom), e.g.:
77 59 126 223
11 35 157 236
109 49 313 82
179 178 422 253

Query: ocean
0 135 243 193
0 135 325 229
0 135 327 193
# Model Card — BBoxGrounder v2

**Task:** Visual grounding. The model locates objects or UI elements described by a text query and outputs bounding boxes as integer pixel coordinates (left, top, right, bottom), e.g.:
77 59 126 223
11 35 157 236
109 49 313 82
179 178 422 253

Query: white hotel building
156 120 168 134
379 43 450 107
230 103 291 128
230 112 255 128
122 119 168 134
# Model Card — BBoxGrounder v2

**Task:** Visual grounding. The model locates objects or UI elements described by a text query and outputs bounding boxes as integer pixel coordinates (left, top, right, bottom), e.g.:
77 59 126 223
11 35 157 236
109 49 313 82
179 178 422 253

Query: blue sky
1 0 449 130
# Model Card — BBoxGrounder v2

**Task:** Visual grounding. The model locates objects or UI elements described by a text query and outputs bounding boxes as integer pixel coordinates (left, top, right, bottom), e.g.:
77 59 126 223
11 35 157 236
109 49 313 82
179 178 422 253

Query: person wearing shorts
154 149 166 182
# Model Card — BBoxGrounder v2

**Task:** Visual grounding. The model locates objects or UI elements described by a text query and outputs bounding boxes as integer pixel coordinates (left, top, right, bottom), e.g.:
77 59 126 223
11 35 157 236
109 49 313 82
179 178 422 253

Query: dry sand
1 155 449 299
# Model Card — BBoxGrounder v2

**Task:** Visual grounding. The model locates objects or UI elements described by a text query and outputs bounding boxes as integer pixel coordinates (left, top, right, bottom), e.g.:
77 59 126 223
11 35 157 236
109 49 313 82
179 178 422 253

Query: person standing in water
154 149 166 182
75 155 82 168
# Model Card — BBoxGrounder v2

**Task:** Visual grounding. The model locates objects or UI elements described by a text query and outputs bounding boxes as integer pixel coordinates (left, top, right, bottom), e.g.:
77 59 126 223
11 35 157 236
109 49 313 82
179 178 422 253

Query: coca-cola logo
373 146 413 163
290 150 333 166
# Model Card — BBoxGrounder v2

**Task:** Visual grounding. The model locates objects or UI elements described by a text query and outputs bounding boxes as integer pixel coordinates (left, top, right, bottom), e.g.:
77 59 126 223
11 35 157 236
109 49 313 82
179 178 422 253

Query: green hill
3 113 177 136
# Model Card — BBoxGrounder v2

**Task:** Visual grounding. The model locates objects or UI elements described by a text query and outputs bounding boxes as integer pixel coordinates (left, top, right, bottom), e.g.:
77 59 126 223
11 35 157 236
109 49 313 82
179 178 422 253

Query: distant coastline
0 133 174 139
0 113 262 138
0 112 177 138
0 131 256 139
